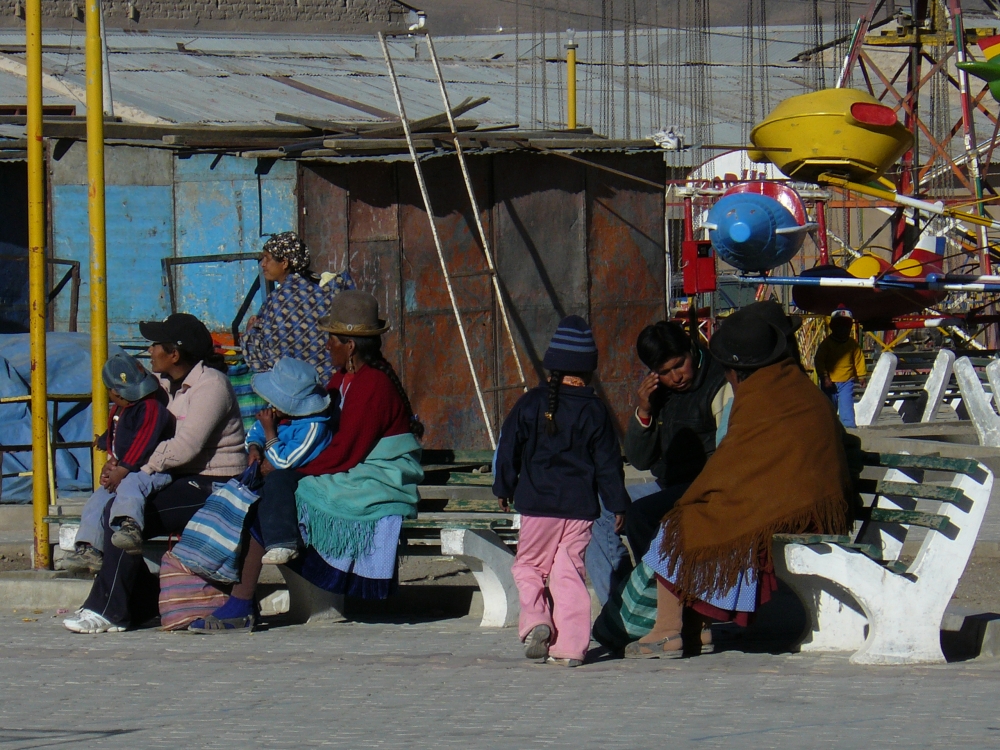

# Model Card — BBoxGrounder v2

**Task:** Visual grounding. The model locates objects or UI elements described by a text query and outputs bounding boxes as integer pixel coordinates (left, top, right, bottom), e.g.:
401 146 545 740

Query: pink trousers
511 515 594 661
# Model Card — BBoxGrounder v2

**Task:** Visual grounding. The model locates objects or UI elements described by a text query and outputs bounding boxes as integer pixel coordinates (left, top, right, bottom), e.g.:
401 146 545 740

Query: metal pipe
87 0 109 487
25 0 50 569
836 0 880 88
683 196 694 242
99 0 113 117
947 0 990 275
743 274 1000 292
424 33 528 398
565 30 578 130
378 33 497 449
821 175 1000 231
815 200 830 265
664 193 672 316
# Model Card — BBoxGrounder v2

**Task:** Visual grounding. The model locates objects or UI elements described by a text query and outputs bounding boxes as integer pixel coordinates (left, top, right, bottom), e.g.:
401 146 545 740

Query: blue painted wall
173 155 296 333
51 150 297 342
52 185 174 342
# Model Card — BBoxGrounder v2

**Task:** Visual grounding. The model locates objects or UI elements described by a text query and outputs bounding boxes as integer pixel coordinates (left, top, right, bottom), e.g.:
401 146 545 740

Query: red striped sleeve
121 401 160 468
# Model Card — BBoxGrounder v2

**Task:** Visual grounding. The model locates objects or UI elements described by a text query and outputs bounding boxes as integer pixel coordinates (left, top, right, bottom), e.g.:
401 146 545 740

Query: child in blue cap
64 353 175 573
245 356 334 564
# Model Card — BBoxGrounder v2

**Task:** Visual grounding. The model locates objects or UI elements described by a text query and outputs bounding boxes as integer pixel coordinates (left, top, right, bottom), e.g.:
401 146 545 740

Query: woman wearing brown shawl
624 306 852 658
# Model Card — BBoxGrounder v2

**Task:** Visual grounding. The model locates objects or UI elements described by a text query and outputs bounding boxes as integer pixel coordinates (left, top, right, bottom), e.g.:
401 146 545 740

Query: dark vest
650 349 728 486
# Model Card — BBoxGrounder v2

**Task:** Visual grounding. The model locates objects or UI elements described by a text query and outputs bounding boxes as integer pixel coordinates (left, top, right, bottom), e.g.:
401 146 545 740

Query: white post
855 352 898 427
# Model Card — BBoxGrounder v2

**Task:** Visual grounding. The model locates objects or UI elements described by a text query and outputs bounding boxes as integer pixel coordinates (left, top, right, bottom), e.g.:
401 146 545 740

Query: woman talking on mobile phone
622 321 731 560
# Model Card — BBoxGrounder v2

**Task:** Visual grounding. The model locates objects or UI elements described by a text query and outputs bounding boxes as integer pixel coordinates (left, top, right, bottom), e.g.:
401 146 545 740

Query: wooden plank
162 135 308 147
776 533 899 561
321 138 438 151
274 113 363 134
267 75 396 119
43 122 315 140
870 480 969 507
417 485 495 501
863 451 984 478
773 533 852 545
446 472 493 486
402 518 515 530
421 449 495 464
361 96 489 138
417 497 499 512
860 507 951 532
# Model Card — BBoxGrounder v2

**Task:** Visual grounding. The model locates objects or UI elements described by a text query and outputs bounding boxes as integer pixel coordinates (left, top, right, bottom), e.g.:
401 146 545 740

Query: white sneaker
63 609 126 634
261 547 299 565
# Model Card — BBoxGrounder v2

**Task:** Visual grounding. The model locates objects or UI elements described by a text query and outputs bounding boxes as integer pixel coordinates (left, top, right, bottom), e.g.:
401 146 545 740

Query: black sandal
186 614 255 634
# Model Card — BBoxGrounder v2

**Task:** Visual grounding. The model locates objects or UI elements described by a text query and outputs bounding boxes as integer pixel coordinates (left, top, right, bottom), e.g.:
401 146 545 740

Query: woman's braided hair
544 370 563 436
346 336 425 439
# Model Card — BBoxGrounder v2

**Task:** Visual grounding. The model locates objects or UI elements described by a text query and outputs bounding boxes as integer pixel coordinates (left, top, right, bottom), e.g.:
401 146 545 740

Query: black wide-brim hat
743 299 802 335
709 306 789 370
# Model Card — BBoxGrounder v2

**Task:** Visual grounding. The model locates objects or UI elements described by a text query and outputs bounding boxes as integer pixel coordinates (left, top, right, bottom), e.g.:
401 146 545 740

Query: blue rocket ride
705 189 812 273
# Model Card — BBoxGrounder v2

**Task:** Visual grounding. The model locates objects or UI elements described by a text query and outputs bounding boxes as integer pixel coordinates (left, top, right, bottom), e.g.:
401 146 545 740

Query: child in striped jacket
64 353 174 573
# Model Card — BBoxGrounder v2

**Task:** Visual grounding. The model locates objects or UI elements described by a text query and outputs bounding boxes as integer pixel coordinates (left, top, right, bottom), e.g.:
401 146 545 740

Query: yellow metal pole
86 0 108 487
566 30 578 130
821 174 1000 231
25 0 50 569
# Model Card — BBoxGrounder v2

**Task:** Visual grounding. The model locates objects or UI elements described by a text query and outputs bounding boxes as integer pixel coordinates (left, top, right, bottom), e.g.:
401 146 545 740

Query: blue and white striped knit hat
543 315 598 373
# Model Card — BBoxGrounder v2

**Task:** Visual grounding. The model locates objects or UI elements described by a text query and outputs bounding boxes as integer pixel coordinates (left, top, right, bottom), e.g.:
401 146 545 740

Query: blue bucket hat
102 353 160 402
251 357 331 417
543 315 598 373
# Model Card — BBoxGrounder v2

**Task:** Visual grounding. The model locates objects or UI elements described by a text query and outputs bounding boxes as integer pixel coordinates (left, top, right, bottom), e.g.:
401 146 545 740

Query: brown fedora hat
318 290 390 337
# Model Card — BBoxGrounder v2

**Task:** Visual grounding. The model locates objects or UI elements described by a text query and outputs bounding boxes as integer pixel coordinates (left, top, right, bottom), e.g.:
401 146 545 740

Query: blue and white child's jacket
245 414 333 470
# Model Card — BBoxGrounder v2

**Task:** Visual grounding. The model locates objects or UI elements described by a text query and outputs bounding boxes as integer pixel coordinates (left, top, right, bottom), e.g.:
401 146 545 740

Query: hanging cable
515 0 520 124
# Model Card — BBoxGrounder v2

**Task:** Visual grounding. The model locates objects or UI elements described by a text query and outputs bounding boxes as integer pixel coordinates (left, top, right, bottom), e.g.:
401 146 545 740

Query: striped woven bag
158 550 229 631
591 560 658 651
170 464 260 583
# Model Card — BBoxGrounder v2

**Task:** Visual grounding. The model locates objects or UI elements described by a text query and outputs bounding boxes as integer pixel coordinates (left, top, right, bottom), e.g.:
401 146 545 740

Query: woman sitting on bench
624 307 852 658
189 290 425 633
64 313 247 634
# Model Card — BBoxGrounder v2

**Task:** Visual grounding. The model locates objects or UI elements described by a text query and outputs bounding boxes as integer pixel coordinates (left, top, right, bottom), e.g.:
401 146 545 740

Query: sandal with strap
186 614 255 634
623 634 684 659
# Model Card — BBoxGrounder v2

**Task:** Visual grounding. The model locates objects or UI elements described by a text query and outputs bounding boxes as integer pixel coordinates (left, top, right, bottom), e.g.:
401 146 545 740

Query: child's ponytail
544 371 562 436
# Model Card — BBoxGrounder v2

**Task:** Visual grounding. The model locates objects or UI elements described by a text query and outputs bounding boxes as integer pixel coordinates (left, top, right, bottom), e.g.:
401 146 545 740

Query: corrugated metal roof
0 22 995 166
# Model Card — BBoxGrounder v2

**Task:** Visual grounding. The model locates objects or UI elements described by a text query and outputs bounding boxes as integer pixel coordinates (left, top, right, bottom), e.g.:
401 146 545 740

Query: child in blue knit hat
492 315 630 667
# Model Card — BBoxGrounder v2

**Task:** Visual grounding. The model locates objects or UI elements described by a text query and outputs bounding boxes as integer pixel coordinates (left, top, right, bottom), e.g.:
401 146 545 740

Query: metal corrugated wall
301 151 666 449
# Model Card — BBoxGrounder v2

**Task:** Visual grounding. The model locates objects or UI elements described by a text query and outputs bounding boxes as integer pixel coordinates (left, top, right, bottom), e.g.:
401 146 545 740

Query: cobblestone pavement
0 612 998 749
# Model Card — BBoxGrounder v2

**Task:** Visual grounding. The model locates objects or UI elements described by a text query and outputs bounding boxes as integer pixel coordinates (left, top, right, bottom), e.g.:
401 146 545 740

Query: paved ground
0 611 999 749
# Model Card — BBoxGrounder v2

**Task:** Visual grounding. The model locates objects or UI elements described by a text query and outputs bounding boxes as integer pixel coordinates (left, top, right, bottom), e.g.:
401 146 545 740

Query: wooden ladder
377 32 527 450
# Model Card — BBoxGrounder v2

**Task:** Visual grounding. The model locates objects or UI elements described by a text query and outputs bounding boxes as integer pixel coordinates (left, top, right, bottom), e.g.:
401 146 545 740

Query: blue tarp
0 333 124 503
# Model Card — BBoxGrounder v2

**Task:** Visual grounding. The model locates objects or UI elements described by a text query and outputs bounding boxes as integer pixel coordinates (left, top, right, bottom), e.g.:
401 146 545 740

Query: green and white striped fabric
592 560 657 651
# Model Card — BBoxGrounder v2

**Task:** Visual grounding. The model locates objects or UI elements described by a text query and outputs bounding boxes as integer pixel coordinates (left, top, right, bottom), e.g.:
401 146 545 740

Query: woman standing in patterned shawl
242 232 353 381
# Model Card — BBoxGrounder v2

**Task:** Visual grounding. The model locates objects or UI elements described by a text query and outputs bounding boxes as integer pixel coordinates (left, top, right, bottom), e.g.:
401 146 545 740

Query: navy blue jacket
96 390 174 472
492 384 629 521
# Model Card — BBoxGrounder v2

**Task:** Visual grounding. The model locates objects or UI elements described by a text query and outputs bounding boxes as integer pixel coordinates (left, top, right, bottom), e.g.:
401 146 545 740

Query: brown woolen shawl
657 358 851 601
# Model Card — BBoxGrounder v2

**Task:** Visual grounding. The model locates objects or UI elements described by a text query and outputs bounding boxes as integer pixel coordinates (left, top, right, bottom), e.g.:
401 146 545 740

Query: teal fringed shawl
294 433 423 560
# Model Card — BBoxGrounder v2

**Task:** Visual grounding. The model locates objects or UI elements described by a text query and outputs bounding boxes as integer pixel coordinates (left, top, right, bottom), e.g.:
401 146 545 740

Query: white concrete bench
956 356 1000 447
774 452 993 665
441 526 519 627
856 350 957 426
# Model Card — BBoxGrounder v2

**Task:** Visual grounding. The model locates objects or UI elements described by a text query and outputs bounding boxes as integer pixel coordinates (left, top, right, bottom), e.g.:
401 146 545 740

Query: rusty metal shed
298 148 668 450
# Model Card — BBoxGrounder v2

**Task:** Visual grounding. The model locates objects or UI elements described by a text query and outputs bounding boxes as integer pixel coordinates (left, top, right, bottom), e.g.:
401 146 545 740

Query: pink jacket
141 362 247 478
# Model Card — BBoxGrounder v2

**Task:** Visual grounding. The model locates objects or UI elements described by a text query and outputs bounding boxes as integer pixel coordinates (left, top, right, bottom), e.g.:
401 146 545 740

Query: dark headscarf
263 232 310 274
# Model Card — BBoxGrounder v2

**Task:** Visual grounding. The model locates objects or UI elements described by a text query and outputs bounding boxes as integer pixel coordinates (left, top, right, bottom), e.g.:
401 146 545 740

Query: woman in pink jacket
64 313 247 634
